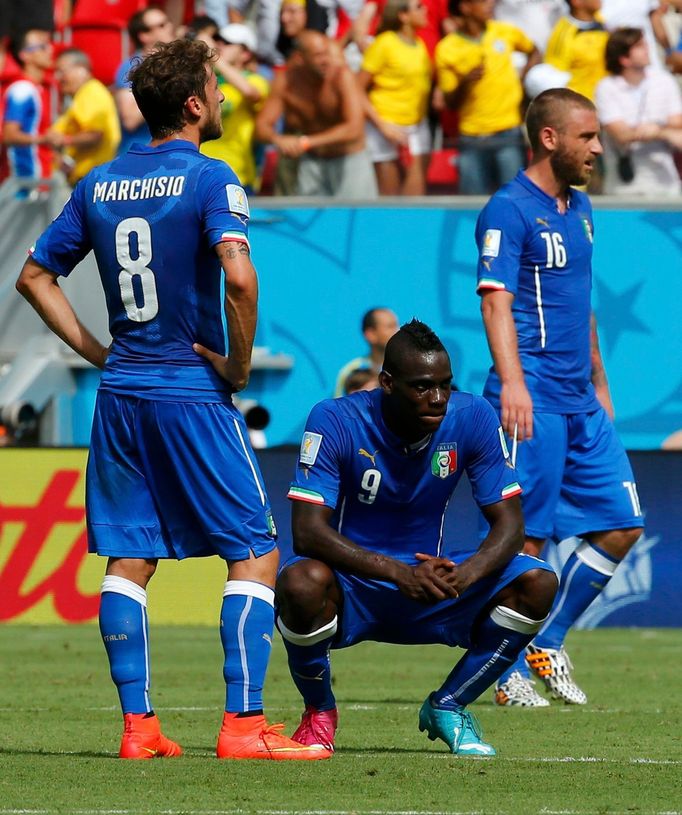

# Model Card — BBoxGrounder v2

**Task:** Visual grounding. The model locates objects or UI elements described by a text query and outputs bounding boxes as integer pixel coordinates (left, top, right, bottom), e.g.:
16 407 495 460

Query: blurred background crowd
2 0 682 199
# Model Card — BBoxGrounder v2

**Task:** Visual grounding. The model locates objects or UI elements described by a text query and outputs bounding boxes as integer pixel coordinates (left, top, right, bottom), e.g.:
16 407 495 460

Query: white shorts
365 118 431 163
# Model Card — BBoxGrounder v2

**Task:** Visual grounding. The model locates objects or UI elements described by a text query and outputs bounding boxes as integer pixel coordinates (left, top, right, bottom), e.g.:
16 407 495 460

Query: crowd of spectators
2 0 682 197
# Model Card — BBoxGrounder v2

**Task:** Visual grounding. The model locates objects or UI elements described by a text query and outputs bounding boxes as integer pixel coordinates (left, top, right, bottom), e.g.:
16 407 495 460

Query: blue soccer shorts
514 407 644 542
86 391 277 561
282 551 555 651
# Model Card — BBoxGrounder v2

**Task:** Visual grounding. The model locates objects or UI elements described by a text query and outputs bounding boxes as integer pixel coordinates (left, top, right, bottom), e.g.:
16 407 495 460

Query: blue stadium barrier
241 203 682 451
3 199 680 449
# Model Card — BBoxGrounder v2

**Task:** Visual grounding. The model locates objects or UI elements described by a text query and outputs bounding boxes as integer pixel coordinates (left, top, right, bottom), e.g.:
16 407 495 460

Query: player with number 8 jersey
17 38 331 762
30 148 249 399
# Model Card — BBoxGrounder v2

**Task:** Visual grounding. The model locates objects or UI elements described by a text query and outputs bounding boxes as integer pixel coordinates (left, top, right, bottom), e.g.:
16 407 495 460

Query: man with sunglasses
114 6 175 154
0 29 55 194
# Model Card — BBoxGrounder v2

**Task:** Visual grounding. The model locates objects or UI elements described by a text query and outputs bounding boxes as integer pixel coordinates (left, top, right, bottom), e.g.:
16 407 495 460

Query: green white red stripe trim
477 278 506 291
220 231 250 248
501 482 522 498
288 486 325 504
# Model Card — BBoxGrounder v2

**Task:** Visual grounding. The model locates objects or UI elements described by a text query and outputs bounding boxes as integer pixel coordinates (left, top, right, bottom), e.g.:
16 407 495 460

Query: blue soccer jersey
2 79 50 180
475 170 600 414
30 139 251 401
287 389 522 562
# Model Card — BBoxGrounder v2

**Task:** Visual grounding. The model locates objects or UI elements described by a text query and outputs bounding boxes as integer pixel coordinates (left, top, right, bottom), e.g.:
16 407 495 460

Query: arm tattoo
218 241 251 261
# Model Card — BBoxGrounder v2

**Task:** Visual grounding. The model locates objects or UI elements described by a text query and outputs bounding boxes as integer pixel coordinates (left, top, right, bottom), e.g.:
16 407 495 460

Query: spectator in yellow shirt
357 0 433 195
200 24 269 192
435 0 539 194
48 49 121 185
544 0 608 101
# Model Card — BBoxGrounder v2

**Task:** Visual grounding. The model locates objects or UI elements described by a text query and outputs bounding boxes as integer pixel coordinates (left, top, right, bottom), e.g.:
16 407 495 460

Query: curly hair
129 39 216 139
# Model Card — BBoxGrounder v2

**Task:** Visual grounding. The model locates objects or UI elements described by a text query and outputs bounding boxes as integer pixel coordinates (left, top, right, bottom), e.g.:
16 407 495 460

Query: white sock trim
101 575 147 607
490 605 546 635
575 540 619 576
223 579 275 607
276 615 338 646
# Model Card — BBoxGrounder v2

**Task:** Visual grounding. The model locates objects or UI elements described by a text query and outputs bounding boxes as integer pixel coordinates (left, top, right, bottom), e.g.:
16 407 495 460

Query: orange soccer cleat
119 712 183 760
216 711 333 760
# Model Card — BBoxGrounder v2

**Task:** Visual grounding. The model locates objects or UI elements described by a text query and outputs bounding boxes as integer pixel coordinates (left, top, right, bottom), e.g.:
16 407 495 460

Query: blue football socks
496 540 621 686
220 580 275 713
99 575 152 714
431 606 545 709
535 539 620 650
277 616 338 712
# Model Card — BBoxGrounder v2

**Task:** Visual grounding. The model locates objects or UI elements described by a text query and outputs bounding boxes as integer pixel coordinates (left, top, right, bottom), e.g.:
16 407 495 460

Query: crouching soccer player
275 320 558 756
16 39 330 761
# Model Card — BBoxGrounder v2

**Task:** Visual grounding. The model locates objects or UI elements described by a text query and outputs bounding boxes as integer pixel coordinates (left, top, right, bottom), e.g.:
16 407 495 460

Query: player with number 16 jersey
475 88 644 708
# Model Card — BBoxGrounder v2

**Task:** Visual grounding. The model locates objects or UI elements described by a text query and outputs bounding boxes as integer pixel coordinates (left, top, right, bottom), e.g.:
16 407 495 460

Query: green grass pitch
0 625 680 815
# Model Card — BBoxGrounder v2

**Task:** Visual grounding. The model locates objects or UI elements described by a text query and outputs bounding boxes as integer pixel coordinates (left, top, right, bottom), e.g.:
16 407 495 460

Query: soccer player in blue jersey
476 88 645 708
16 38 330 762
275 320 558 756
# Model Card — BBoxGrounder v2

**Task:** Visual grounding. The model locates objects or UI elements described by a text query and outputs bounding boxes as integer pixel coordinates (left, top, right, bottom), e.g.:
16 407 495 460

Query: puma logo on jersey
536 217 549 227
358 448 378 466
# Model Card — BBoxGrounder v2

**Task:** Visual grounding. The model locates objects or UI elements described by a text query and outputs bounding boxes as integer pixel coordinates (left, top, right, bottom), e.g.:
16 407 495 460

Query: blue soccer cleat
418 697 496 756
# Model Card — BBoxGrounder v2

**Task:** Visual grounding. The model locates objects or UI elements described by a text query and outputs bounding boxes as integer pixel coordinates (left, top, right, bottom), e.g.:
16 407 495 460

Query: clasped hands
398 553 469 605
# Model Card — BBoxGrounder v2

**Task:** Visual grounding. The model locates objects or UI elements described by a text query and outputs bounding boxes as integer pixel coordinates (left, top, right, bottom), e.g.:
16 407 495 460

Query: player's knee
107 557 157 587
616 527 644 552
592 527 644 559
515 568 558 619
276 559 334 615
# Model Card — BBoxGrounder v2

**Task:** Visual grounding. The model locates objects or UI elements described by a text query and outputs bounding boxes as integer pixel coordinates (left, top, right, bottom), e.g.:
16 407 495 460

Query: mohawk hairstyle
383 319 446 375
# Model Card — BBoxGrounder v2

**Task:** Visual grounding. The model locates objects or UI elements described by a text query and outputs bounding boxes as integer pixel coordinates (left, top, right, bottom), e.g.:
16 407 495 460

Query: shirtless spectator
255 29 377 197
266 0 311 195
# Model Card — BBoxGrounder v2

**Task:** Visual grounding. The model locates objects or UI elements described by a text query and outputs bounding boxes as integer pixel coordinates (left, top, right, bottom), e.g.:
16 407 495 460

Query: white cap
524 63 571 99
217 23 257 53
